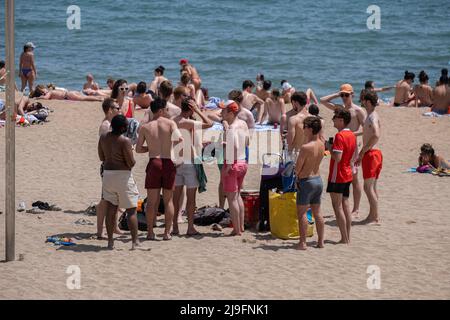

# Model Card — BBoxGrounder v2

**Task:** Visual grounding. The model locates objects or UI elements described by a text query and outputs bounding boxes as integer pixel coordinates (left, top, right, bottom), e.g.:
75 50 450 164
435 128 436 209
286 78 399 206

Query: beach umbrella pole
5 0 15 262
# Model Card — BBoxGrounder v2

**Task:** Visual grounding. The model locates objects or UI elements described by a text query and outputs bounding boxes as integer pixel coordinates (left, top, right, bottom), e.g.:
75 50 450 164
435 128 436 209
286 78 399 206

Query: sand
0 93 449 299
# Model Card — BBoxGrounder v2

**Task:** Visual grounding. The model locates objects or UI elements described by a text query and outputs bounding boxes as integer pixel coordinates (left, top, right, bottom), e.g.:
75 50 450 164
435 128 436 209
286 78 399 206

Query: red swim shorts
221 161 248 193
362 149 383 179
145 158 176 190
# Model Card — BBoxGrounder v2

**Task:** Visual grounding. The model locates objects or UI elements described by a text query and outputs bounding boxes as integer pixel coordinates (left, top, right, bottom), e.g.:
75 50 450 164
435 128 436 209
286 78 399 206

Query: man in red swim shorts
356 90 383 224
136 97 183 240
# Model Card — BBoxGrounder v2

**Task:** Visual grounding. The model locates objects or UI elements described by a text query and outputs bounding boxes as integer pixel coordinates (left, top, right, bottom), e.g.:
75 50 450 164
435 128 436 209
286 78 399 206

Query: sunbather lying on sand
418 143 450 170
30 84 103 101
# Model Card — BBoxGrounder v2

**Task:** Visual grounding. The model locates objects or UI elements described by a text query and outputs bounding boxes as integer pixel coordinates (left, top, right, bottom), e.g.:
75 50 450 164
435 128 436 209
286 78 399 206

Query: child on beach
19 42 37 92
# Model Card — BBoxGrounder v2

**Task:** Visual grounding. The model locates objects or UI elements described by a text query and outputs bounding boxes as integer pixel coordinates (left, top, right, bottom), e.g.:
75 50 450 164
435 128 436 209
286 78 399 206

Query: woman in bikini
133 81 152 109
30 84 103 101
414 71 433 108
111 79 135 118
149 65 167 97
179 72 196 100
19 42 37 92
418 143 450 170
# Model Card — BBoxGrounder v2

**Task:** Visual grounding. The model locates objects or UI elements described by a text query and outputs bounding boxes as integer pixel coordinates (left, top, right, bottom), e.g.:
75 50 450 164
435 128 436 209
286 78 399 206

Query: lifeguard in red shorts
356 90 382 224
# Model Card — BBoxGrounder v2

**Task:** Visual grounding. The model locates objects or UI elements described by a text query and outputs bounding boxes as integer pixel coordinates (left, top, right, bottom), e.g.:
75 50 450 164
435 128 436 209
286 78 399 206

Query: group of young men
294 83 382 250
96 69 383 251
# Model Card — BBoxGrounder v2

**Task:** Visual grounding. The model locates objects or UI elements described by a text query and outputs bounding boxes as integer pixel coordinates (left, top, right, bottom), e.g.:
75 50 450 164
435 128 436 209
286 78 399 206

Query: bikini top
125 99 133 118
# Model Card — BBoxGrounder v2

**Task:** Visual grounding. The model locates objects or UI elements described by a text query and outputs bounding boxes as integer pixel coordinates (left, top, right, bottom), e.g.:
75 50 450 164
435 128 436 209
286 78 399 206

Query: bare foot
186 228 200 236
171 230 180 236
163 234 172 241
296 242 307 250
338 239 349 244
146 233 156 241
351 210 360 219
114 228 123 235
131 241 140 251
96 234 106 240
107 240 114 250
228 231 242 237
316 242 324 249
361 217 381 225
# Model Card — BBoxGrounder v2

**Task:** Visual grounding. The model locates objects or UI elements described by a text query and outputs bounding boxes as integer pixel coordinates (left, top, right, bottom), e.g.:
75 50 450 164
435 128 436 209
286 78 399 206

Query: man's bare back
432 84 450 113
242 91 263 110
98 133 135 171
296 140 325 179
264 97 285 124
394 80 413 105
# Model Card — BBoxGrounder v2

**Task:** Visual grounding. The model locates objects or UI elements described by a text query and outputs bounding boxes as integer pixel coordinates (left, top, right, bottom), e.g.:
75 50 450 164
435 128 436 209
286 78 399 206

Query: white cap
25 42 36 49
282 82 292 90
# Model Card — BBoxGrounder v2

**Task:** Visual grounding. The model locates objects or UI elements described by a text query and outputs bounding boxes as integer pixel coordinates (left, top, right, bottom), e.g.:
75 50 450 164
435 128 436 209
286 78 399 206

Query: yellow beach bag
269 191 314 240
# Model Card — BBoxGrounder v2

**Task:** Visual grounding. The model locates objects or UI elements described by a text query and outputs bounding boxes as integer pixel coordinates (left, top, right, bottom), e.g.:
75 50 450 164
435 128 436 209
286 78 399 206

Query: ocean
0 0 449 99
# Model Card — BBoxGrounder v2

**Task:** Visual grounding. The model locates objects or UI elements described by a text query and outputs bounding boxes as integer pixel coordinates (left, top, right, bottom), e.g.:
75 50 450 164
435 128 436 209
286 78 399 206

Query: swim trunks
221 160 248 193
362 149 383 179
102 170 139 209
296 176 323 205
326 181 351 198
175 164 199 188
145 158 176 190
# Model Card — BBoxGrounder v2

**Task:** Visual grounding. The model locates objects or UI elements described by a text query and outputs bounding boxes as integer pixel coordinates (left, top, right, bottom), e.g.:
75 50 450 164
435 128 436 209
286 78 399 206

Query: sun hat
339 83 353 93
25 42 36 49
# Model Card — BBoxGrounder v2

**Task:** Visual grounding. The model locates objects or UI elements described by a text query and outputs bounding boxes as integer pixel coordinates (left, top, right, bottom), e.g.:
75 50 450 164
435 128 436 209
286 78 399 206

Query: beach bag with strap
193 206 228 226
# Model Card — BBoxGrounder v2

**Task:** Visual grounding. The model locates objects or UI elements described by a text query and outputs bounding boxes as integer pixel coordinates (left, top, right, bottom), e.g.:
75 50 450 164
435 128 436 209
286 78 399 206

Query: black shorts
326 182 351 198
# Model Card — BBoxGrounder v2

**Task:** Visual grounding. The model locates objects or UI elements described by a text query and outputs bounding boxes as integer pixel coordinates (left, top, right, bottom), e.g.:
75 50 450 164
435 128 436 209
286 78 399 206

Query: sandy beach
0 93 449 299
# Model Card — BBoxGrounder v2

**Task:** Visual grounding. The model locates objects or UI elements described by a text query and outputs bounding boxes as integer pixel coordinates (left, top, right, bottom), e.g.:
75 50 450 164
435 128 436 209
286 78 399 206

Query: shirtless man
179 59 201 91
219 100 250 236
143 81 181 123
281 80 296 104
97 98 123 240
287 92 310 160
295 116 325 250
320 84 366 217
82 73 111 97
431 72 450 114
133 81 152 109
355 91 382 225
83 73 100 91
359 81 394 104
19 42 37 92
136 97 183 241
394 71 415 107
30 84 103 101
149 65 167 96
260 88 286 126
172 98 213 236
256 80 271 102
228 90 256 130
98 114 139 250
241 80 264 122
414 71 433 108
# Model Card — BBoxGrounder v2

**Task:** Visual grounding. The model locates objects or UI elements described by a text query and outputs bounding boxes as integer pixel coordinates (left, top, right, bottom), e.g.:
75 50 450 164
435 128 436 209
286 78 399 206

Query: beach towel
194 159 208 193
125 118 139 145
422 111 450 117
204 97 222 110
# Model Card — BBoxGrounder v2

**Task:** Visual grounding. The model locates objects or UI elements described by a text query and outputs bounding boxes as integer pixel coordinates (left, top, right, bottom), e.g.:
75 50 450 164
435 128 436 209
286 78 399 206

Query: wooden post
5 0 15 262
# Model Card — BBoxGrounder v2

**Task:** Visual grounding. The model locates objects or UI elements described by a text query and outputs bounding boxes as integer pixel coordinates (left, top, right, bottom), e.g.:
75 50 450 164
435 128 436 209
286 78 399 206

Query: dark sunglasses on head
340 93 350 98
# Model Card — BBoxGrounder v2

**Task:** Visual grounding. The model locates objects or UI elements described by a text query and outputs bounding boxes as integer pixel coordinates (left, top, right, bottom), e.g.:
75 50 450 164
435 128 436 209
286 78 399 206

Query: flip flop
146 234 157 241
163 235 172 241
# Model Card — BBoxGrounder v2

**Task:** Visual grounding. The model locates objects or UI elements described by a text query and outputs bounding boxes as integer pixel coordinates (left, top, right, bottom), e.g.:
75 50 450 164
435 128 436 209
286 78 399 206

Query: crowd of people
2 42 449 251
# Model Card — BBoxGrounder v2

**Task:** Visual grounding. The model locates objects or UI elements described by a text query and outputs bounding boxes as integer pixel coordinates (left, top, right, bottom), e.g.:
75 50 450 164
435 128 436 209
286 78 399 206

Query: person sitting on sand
259 88 286 126
418 143 450 170
256 80 272 102
393 71 415 107
136 97 183 241
0 96 44 120
295 116 325 250
133 81 152 109
111 79 134 118
149 65 168 97
83 73 111 97
179 59 202 92
413 71 434 108
19 42 37 92
359 81 394 104
98 114 140 250
281 80 296 104
431 69 450 115
241 80 264 122
106 78 115 90
30 84 103 101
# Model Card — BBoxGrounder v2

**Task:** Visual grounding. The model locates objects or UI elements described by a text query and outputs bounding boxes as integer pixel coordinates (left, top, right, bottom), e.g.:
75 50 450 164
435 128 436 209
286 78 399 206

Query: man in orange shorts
356 90 382 224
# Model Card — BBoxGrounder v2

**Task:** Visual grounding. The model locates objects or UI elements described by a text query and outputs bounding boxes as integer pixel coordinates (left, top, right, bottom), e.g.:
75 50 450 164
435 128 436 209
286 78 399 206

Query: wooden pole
5 0 15 262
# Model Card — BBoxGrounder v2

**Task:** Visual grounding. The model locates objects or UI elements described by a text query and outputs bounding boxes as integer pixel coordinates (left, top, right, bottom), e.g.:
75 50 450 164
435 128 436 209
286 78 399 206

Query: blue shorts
296 176 323 205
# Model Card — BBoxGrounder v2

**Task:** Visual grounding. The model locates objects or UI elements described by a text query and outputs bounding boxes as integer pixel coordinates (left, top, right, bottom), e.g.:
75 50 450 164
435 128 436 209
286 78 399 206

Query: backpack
193 206 229 226
118 211 148 231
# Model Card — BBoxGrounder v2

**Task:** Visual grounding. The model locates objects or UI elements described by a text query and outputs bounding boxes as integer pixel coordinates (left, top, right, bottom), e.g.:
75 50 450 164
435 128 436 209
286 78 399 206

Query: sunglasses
119 87 129 91
340 93 350 98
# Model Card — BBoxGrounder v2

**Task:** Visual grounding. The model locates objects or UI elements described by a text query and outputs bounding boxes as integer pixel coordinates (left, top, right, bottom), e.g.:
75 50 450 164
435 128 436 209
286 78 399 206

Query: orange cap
339 83 353 93
219 100 240 113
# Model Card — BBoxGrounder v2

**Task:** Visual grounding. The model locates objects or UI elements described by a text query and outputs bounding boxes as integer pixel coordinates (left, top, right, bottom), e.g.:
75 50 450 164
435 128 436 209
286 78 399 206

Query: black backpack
118 196 165 231
193 206 229 226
